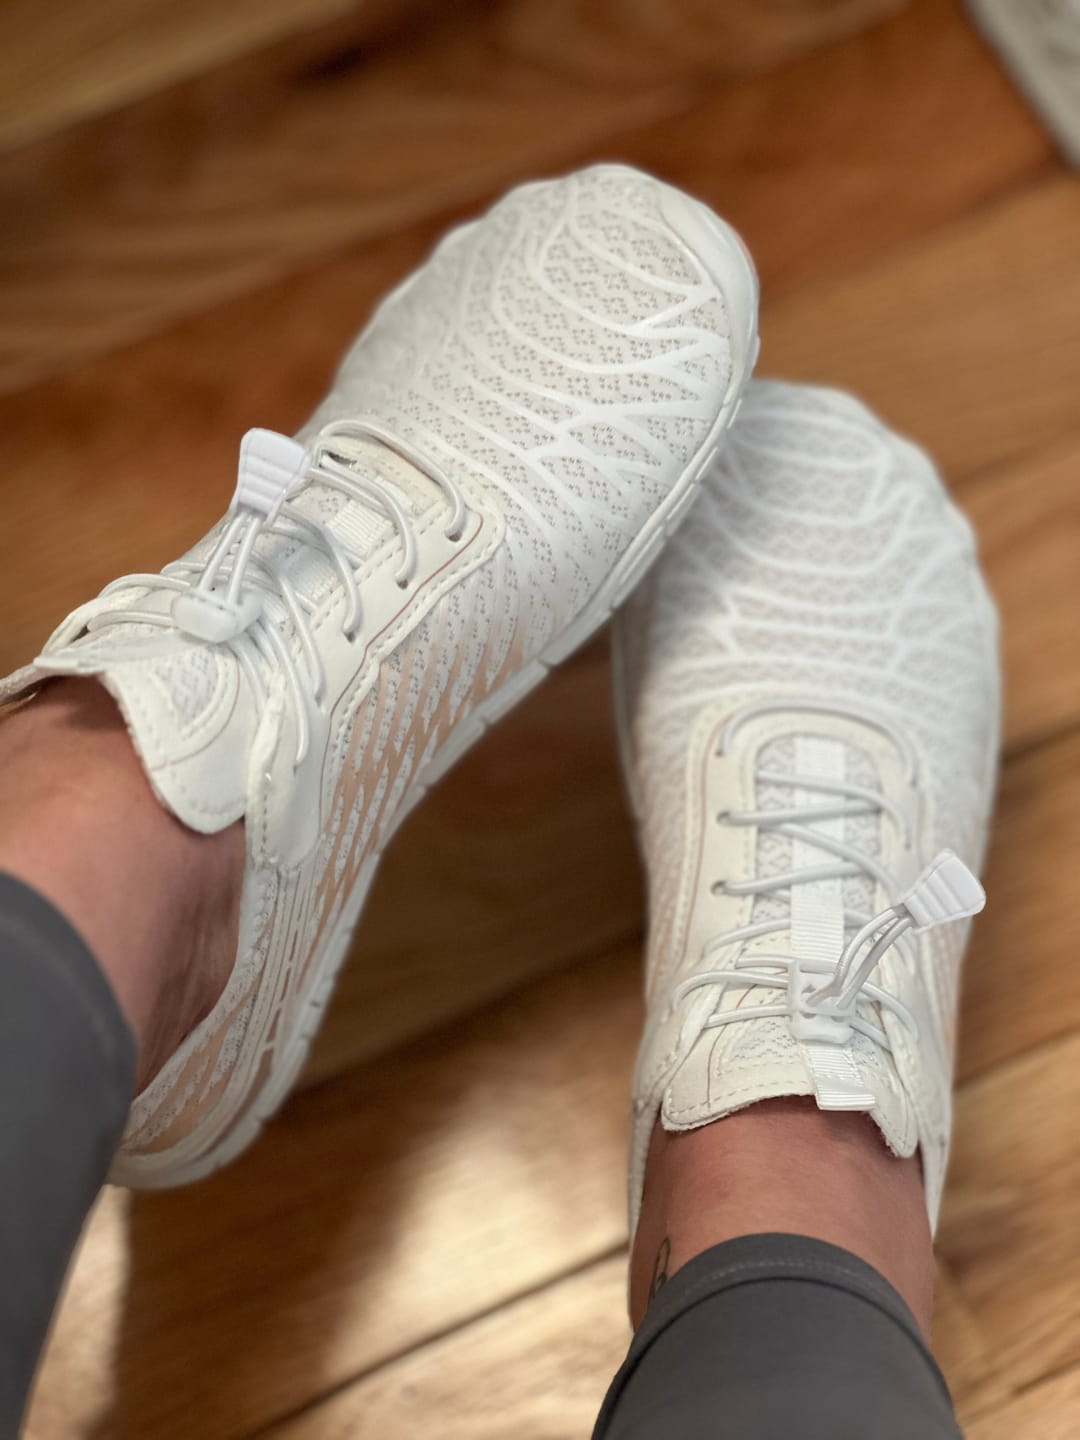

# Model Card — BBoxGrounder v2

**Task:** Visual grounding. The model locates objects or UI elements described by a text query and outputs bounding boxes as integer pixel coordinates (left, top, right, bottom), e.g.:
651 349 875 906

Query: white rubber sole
111 182 761 1189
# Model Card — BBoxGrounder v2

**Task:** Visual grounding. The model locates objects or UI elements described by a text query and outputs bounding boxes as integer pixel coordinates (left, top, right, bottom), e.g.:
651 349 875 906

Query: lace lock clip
788 962 853 1045
173 586 263 643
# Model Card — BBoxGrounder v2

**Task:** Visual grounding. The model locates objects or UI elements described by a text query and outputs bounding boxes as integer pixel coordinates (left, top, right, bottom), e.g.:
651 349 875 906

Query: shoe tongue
276 436 441 597
752 732 879 931
659 726 909 1136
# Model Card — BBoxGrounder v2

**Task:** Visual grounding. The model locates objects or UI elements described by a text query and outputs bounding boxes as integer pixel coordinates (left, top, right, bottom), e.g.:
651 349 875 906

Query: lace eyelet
711 880 727 896
445 528 463 544
715 810 730 825
396 578 410 591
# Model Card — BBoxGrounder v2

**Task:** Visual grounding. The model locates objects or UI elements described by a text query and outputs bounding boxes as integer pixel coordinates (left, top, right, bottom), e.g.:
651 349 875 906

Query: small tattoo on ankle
648 1236 671 1304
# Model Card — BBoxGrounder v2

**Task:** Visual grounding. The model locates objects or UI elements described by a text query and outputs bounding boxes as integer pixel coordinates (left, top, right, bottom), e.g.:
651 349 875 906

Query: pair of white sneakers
0 166 999 1238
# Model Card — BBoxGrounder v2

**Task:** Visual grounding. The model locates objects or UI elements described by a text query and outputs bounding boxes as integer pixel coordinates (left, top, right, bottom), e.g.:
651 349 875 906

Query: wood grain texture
932 1260 1014 1420
611 0 1054 300
26 949 641 1439
938 1033 1080 1399
968 1367 1080 1440
764 176 1080 481
0 0 356 148
0 14 682 394
0 0 903 152
264 1255 631 1439
957 729 1080 1084
258 1251 1080 1438
962 440 1080 755
0 0 1048 393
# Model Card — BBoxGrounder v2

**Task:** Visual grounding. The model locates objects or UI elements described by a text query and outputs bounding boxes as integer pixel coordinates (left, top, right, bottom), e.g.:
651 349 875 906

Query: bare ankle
630 1098 934 1332
0 679 243 1091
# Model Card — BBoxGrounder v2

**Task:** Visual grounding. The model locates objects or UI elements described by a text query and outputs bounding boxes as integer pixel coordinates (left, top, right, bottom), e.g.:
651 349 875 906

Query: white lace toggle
90 417 469 769
671 849 986 1053
233 429 310 521
795 850 984 1045
173 430 311 644
896 849 985 932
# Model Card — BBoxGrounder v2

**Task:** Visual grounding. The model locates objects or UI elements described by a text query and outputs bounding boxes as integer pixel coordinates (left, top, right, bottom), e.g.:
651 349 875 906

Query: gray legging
0 873 961 1438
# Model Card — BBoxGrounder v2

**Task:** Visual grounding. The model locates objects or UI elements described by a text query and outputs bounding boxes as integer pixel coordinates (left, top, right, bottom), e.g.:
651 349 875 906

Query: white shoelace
78 420 468 768
666 701 984 1054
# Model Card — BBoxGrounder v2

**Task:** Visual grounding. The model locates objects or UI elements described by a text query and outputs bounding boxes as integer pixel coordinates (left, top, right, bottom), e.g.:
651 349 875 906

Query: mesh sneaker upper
615 379 1001 1229
0 165 758 1183
298 165 741 642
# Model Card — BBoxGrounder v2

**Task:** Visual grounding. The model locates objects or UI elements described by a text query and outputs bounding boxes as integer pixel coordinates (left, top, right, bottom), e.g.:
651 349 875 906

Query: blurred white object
968 0 1080 165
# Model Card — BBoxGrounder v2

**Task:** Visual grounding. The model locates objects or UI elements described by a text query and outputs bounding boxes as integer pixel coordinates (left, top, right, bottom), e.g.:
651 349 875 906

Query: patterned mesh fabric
37 164 748 1162
621 383 999 976
300 166 735 643
616 381 1001 1172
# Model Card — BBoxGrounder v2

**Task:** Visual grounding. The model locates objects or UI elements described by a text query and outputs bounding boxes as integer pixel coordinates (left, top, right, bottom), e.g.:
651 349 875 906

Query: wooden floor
2 0 1078 1434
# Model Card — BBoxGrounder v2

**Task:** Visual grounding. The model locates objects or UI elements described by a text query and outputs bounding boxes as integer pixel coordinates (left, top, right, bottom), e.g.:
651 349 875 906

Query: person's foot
613 379 1000 1239
0 165 758 1187
0 678 243 1093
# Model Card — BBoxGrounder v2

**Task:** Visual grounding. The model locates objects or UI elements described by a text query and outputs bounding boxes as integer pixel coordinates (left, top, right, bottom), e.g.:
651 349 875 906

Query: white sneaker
613 380 1000 1235
0 165 758 1187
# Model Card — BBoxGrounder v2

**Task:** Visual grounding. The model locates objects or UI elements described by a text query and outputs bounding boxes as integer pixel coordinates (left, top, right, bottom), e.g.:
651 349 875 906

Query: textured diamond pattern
0 165 757 1182
300 166 737 639
616 380 1000 1229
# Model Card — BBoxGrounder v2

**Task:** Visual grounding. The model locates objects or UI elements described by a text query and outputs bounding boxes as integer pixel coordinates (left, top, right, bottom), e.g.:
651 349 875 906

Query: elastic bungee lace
664 700 984 1052
67 420 468 768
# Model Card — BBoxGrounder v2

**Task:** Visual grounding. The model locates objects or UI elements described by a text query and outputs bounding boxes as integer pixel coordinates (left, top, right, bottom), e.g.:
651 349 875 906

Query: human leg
0 679 243 1431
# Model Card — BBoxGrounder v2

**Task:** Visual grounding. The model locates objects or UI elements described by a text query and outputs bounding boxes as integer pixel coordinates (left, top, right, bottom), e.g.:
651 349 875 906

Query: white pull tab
897 850 985 933
234 429 310 523
174 430 311 644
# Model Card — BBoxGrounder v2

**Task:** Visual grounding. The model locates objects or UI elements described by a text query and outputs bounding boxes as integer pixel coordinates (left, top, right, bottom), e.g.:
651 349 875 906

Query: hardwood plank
261 1261 1075 1438
0 20 683 396
968 1367 1080 1440
25 939 1079 1436
764 176 1080 480
0 0 1048 392
24 1189 132 1439
260 1253 1075 1438
938 1033 1080 1400
933 1260 1012 1420
612 0 1054 300
28 949 641 1440
2 0 904 153
962 440 1080 756
957 729 1080 1084
0 0 362 149
263 1255 630 1440
1 0 903 153
0 8 1064 686
499 0 907 86
253 1038 1080 1438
